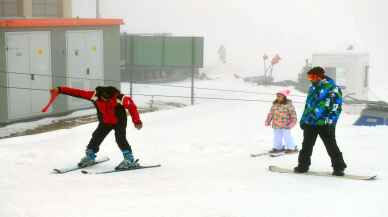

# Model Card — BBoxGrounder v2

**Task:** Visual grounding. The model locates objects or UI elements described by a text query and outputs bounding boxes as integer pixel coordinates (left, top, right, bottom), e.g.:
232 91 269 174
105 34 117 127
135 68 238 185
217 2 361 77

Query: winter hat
277 89 291 97
95 86 120 99
307 66 325 78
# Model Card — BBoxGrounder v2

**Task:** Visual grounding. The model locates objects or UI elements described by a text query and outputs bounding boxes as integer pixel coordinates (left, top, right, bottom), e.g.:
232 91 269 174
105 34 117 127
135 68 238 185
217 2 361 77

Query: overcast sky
73 0 388 87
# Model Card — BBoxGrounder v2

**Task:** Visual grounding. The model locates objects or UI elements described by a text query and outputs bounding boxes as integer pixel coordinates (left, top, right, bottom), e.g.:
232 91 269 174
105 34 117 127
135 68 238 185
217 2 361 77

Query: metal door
5 32 32 119
66 30 104 110
66 31 89 110
85 30 104 89
29 32 52 114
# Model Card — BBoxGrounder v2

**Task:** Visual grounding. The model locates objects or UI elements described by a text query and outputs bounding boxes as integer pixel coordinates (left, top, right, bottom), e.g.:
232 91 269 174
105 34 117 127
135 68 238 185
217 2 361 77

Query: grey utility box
0 18 123 125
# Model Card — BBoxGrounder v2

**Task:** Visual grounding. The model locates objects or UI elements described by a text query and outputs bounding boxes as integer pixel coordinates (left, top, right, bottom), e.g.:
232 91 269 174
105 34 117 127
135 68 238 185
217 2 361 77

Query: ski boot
269 148 284 154
78 149 96 168
115 150 139 170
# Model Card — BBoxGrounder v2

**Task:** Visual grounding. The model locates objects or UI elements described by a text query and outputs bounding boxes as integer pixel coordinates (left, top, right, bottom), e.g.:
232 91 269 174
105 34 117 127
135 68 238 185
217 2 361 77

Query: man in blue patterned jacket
294 66 347 176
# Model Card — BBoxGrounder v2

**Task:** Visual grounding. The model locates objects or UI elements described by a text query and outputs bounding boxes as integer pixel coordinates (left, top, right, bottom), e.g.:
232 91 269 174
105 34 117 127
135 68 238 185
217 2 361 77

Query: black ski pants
298 125 347 170
86 121 132 154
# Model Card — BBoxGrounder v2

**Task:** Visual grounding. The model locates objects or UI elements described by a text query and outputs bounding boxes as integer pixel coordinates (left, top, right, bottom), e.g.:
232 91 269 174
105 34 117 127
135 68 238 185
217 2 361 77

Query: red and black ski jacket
58 86 142 126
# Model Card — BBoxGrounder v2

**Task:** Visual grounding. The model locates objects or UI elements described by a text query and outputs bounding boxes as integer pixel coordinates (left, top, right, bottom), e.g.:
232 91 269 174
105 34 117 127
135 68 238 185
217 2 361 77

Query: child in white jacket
265 89 298 153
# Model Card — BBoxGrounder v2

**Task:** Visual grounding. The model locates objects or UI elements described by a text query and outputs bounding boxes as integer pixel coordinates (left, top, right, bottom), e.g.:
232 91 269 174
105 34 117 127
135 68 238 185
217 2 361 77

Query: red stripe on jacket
58 86 141 125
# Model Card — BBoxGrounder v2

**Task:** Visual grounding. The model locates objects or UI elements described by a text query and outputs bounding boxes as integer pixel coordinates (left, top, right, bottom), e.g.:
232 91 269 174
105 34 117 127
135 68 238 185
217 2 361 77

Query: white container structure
312 52 370 101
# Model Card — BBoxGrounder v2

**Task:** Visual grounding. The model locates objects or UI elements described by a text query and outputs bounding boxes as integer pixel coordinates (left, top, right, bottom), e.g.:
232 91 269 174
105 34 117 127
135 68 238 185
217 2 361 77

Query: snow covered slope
0 77 387 217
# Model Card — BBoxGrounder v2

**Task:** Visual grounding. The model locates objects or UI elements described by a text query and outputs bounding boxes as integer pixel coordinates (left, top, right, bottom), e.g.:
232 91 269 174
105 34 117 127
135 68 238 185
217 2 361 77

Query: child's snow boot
285 147 299 154
269 148 284 154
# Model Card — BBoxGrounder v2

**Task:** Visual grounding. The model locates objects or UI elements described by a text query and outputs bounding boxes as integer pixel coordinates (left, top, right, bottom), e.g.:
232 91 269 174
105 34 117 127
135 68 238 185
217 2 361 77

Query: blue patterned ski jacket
300 76 343 126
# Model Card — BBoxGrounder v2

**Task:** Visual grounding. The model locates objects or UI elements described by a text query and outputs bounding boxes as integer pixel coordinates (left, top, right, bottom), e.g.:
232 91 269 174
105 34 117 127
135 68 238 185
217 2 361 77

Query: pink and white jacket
265 100 297 129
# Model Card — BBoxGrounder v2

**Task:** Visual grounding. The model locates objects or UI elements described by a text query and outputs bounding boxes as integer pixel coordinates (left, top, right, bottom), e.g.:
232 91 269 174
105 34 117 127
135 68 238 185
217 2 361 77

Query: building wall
0 0 72 18
32 0 63 17
0 31 8 124
62 0 71 18
23 0 32 17
0 0 23 17
102 26 120 89
50 28 68 113
0 25 121 124
50 26 121 113
312 53 369 100
120 35 204 83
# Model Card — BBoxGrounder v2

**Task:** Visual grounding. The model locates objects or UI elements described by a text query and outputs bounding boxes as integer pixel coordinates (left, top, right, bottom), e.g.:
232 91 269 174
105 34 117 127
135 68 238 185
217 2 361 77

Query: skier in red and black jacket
50 86 143 170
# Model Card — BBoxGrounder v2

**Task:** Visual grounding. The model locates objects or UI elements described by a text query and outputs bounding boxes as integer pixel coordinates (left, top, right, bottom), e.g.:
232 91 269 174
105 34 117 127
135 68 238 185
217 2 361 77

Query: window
364 65 369 88
0 0 22 17
32 0 62 17
335 67 347 88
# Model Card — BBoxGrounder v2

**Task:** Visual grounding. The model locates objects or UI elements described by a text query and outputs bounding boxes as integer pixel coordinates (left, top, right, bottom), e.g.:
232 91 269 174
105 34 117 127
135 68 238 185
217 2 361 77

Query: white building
312 52 370 100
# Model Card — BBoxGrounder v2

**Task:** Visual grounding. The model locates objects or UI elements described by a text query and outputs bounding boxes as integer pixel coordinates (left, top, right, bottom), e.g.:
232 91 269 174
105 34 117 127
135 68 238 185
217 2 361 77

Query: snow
1 74 387 217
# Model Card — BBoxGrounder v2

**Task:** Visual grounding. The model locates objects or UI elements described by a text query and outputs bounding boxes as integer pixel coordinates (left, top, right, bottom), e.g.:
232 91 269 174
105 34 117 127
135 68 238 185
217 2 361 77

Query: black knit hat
307 66 325 77
95 86 120 99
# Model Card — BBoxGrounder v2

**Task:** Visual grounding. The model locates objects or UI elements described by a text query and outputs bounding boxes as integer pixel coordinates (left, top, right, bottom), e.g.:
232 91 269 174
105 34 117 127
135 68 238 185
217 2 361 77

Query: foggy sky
72 0 388 87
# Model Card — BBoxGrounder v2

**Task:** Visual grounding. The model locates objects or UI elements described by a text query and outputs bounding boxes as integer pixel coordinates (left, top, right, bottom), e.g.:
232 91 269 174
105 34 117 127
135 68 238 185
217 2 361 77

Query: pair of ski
250 150 298 158
53 157 161 174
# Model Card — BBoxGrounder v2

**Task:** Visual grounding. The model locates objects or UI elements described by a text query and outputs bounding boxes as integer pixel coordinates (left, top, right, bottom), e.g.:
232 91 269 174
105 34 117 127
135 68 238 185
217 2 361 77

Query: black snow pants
86 119 132 154
298 125 347 170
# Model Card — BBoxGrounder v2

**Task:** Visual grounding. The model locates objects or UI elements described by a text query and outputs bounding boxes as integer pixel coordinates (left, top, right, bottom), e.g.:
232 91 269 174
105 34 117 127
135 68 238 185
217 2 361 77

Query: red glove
41 88 60 112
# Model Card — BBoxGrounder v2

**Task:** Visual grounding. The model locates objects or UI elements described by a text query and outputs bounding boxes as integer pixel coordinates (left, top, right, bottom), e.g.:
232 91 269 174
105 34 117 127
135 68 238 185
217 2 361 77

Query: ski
250 152 272 157
52 157 110 174
268 165 377 181
251 151 298 158
81 164 161 174
270 151 299 157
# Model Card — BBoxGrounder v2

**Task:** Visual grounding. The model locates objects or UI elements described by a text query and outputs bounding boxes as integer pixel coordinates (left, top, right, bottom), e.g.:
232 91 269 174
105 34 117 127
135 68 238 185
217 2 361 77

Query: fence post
191 37 195 105
129 35 134 97
191 67 195 105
